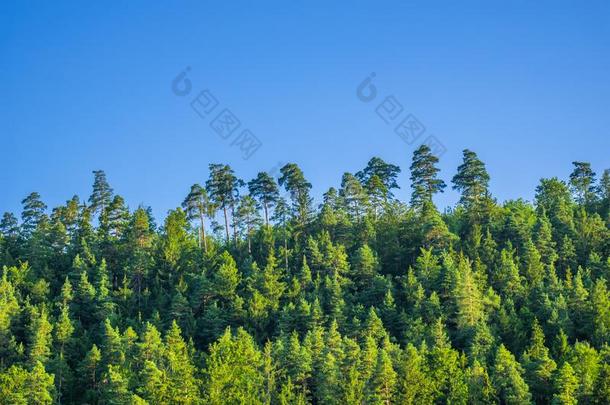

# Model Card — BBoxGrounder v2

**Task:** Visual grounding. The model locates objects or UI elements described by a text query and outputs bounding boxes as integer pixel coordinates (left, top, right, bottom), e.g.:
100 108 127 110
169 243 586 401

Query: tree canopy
1 152 609 404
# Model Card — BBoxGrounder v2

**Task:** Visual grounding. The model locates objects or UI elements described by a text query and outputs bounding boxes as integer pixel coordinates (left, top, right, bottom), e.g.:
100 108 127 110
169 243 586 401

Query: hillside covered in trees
1 147 610 404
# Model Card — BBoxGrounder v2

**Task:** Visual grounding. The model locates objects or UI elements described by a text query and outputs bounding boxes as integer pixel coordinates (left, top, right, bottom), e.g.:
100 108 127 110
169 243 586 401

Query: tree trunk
223 205 230 242
247 229 252 253
231 204 238 243
263 201 269 226
284 226 288 270
199 212 208 253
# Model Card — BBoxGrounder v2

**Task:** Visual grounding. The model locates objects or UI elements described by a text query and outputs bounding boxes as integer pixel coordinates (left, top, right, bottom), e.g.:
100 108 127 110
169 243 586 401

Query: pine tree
52 303 74 404
0 212 19 263
138 322 164 366
492 345 532 405
100 195 130 239
28 305 53 366
235 195 261 253
88 170 114 216
598 168 610 219
0 270 20 368
73 270 96 326
467 360 496 404
534 210 558 267
164 321 199 403
136 360 168 404
160 208 191 272
453 257 484 333
248 172 280 226
279 163 313 231
125 208 154 310
100 365 130 405
522 319 557 402
182 183 214 252
206 163 242 242
205 327 264 404
493 247 522 296
315 351 340 404
568 341 600 403
552 362 579 405
21 192 47 236
0 212 19 238
80 344 102 402
452 149 491 223
569 161 596 206
397 344 434 404
409 144 446 209
339 172 368 220
352 244 379 287
368 348 397 404
272 196 291 270
356 157 401 199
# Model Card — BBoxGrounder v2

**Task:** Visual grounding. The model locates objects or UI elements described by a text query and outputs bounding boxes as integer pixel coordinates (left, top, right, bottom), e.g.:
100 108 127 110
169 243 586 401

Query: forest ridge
1 146 610 404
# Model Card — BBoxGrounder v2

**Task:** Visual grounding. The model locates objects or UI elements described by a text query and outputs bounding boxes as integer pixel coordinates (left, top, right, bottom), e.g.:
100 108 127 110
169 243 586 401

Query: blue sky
1 1 609 221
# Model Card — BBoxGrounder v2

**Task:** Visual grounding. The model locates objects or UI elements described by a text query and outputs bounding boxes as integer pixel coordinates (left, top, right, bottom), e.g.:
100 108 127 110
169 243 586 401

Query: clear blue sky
2 1 609 221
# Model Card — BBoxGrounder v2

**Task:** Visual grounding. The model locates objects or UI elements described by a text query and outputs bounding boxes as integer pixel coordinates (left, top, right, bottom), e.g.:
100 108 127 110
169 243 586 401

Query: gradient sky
1 1 609 222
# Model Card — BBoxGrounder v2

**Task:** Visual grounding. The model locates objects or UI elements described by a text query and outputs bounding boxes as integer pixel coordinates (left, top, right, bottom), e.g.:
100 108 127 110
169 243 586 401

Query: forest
0 146 609 404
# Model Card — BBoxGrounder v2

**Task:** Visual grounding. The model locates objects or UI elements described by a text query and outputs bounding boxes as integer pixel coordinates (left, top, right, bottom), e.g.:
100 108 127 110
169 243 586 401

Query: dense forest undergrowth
1 146 609 404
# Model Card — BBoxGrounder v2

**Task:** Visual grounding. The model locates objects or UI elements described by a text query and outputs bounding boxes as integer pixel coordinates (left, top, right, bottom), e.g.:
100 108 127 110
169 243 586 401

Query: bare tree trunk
284 226 288 270
247 228 252 253
223 205 230 242
199 212 208 253
263 201 269 226
231 204 238 243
